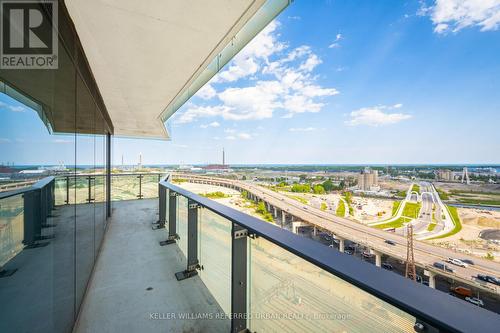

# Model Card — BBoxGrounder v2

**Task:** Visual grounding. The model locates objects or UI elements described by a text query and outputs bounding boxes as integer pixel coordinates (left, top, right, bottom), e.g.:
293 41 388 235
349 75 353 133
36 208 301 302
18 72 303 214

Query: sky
1 0 500 166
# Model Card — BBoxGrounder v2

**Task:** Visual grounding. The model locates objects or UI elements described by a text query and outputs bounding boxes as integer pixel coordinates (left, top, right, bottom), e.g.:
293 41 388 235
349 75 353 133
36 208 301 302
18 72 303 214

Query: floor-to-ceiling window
0 2 112 332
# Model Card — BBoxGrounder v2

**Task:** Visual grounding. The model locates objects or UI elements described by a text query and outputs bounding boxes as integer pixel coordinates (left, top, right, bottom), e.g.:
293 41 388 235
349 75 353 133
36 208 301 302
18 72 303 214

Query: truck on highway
450 286 472 297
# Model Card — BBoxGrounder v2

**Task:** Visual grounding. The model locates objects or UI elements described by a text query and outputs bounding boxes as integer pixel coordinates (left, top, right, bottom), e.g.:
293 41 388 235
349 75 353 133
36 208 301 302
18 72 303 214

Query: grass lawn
336 200 346 217
427 206 462 239
411 184 420 194
374 216 412 229
402 202 421 219
320 202 327 211
392 201 401 216
286 194 308 205
199 191 229 199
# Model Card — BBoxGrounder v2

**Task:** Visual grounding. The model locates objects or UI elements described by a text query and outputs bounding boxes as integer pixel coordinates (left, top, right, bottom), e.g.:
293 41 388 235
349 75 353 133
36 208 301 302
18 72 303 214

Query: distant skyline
1 0 500 165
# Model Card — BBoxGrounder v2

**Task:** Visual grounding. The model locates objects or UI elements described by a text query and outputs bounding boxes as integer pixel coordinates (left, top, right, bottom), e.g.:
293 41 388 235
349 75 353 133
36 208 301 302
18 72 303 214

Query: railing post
231 223 248 332
175 199 200 281
153 184 166 229
137 174 143 199
106 132 111 218
160 191 178 245
22 190 41 247
65 176 69 204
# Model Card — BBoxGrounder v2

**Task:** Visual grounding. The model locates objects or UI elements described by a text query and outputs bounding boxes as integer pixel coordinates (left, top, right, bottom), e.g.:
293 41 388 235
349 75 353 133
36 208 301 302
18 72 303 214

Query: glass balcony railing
54 173 165 205
0 177 55 275
158 175 499 333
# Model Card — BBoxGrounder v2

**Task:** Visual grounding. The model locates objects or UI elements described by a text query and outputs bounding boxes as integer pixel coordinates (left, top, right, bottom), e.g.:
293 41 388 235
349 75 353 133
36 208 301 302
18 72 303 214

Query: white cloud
217 81 284 120
215 21 285 83
328 33 343 48
179 20 338 123
423 0 500 33
197 84 216 100
175 105 231 123
289 127 318 132
393 103 403 108
298 54 322 72
0 101 26 112
200 121 220 128
288 15 301 20
0 138 11 143
345 105 412 127
225 132 252 140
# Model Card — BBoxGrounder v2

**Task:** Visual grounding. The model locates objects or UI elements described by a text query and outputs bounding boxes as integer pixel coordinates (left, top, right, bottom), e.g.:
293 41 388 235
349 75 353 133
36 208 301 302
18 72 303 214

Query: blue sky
1 0 500 166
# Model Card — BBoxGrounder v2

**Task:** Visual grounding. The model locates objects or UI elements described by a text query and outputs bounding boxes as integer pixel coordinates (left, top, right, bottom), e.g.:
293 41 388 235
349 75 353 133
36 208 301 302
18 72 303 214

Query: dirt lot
427 208 500 261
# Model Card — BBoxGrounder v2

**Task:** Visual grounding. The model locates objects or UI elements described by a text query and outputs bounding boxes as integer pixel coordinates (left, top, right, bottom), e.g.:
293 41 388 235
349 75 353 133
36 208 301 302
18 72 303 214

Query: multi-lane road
174 174 500 295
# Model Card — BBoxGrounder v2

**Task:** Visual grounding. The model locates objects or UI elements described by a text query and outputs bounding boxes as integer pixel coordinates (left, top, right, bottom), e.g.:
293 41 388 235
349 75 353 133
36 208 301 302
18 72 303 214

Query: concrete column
273 206 278 218
292 221 309 234
338 236 345 253
370 249 382 267
313 226 317 237
424 270 436 289
281 210 286 227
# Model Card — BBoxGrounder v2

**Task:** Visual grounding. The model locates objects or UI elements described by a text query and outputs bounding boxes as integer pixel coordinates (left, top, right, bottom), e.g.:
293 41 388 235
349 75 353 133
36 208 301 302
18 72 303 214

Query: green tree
291 184 311 193
322 180 334 192
313 184 325 194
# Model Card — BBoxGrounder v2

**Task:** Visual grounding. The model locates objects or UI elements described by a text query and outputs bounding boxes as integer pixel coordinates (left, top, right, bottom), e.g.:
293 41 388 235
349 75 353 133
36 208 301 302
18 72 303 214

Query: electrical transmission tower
405 224 416 281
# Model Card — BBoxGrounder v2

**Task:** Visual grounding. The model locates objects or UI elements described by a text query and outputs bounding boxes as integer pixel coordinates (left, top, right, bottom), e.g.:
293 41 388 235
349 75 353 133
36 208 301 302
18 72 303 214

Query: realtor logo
1 0 58 69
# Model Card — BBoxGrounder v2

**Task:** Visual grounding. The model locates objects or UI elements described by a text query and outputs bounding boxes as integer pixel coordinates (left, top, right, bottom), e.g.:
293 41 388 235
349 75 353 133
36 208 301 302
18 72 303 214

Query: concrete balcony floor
74 199 229 333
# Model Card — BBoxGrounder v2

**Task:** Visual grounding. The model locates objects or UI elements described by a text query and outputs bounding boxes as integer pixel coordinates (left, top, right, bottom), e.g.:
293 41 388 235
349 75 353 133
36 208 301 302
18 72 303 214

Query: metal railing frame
158 175 500 333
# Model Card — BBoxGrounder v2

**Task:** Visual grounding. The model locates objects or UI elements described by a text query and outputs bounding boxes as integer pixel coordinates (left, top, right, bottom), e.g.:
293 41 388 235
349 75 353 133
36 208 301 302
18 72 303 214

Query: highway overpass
172 173 500 295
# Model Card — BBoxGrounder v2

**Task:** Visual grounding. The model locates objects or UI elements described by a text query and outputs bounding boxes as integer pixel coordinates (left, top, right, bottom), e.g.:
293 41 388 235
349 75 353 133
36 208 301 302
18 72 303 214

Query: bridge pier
292 221 309 234
273 206 278 218
337 236 345 253
281 210 286 227
370 249 382 267
313 226 317 237
424 270 436 289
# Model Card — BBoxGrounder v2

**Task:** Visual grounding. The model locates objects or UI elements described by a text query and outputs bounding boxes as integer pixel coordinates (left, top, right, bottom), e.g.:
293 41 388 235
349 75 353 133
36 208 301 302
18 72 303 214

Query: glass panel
75 75 96 312
142 174 161 199
249 237 416 332
55 177 68 206
199 208 232 314
0 194 24 268
177 195 188 258
110 175 140 201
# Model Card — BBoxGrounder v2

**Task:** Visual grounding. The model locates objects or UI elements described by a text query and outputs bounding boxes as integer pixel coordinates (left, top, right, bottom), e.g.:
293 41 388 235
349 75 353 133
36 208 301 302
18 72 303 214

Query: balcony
1 174 499 332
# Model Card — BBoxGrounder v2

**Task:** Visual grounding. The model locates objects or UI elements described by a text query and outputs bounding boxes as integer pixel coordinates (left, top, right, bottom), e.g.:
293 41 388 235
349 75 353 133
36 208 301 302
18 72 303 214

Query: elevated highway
173 173 500 295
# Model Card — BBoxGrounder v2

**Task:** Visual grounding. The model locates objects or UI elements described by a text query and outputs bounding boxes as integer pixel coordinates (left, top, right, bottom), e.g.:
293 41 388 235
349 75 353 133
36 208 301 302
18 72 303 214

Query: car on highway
446 258 468 268
384 240 396 246
461 259 474 265
486 276 500 286
382 263 393 270
476 274 489 283
465 297 484 307
433 262 455 273
475 274 500 285
362 251 374 259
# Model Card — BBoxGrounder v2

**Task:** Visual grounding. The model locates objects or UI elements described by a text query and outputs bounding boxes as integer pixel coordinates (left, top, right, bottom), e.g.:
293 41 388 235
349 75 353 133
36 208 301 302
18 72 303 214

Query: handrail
0 176 55 200
160 176 500 333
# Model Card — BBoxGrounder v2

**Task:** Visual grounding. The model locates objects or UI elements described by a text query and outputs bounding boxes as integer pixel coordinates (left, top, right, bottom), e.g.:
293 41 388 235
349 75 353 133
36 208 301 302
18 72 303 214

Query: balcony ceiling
64 0 266 139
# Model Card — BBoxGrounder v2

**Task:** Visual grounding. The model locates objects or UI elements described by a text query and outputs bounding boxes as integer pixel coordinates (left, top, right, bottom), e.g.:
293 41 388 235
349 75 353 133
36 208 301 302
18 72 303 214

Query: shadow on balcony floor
74 199 229 333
